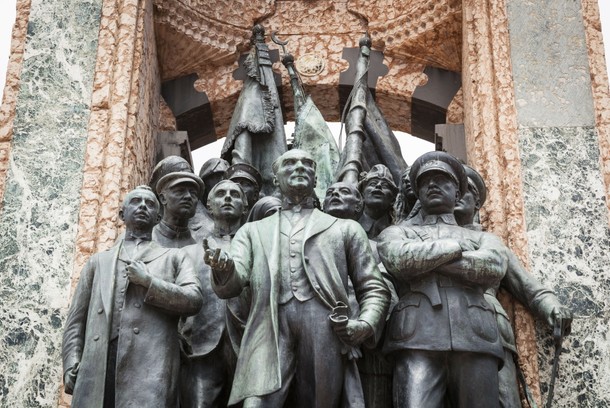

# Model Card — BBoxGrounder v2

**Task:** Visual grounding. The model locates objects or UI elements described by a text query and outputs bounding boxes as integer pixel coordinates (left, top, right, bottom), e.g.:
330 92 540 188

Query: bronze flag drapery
274 35 340 202
337 34 407 186
221 25 287 195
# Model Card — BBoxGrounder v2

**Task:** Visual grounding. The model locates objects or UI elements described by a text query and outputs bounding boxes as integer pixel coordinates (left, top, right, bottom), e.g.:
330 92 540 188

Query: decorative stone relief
154 0 275 80
295 53 325 77
348 0 462 72
156 0 465 141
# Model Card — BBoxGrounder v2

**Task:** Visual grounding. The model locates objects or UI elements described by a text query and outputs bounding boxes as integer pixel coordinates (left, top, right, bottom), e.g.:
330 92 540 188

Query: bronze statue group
62 26 572 408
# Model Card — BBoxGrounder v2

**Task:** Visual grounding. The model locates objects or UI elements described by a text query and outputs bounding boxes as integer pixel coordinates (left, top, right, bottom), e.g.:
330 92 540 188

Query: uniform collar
411 212 458 226
157 219 193 240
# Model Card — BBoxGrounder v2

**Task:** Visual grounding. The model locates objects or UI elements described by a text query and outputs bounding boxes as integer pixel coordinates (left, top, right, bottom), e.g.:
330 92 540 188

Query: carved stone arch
153 0 468 147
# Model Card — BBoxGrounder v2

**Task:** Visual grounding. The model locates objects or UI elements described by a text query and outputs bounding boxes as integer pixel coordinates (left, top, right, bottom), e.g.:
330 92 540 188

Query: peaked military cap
463 165 487 207
225 163 263 188
156 171 205 198
149 156 193 193
409 151 468 197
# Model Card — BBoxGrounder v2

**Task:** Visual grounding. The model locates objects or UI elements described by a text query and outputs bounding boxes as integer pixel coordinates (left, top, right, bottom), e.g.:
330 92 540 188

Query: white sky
0 0 609 168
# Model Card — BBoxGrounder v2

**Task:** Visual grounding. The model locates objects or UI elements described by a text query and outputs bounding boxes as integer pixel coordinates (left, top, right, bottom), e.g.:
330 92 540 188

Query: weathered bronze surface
62 26 574 408
203 150 390 407
455 165 572 408
180 180 248 408
377 152 507 407
62 186 203 407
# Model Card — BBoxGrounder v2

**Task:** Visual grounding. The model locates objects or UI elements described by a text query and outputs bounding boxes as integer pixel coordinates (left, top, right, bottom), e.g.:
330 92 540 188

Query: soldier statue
377 151 507 408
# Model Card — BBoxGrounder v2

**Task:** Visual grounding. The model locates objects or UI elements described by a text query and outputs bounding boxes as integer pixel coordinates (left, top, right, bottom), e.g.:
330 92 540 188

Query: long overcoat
62 240 202 408
211 209 390 405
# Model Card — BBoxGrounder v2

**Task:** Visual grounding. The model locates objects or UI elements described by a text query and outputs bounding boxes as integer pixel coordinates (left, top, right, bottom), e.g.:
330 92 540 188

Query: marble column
0 0 103 405
506 0 610 405
462 0 542 400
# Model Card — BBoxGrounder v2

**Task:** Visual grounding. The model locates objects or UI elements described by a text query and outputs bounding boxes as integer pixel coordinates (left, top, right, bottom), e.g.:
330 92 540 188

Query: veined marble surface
519 126 610 406
0 0 102 406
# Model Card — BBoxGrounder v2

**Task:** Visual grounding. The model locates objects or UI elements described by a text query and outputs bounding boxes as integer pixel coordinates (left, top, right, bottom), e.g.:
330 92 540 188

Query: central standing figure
204 149 390 408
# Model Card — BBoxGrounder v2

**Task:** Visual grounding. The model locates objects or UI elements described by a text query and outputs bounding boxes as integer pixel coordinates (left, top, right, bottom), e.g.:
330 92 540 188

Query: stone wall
0 0 103 405
506 0 610 405
72 0 161 286
0 0 31 207
461 0 541 401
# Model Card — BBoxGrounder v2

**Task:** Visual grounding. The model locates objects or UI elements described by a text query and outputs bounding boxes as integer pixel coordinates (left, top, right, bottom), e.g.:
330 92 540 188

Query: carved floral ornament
295 53 326 77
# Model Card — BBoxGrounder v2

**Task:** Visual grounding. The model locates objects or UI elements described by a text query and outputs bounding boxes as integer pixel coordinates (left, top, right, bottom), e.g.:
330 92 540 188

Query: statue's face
208 181 247 221
401 172 417 203
324 182 362 220
417 171 460 215
275 150 316 196
454 186 477 225
233 177 259 206
160 182 199 220
121 189 160 230
362 178 396 210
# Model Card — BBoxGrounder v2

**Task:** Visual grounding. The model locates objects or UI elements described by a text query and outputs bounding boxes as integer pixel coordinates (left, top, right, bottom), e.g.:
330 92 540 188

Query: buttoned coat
377 214 507 360
62 240 202 408
211 209 390 405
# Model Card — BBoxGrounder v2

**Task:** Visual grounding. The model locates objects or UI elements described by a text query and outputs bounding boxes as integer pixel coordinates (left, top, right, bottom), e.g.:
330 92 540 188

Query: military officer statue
377 151 508 408
455 164 572 408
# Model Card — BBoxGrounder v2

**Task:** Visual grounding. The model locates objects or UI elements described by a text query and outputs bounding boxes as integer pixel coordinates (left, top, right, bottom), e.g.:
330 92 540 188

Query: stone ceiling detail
349 0 462 72
154 0 275 79
154 0 463 139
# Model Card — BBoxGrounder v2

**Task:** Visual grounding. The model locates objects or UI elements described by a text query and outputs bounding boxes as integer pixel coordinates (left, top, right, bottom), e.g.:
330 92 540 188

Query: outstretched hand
203 239 233 272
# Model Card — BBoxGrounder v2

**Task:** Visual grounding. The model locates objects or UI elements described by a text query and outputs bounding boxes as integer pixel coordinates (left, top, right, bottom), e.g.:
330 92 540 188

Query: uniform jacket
211 209 390 405
489 249 565 353
377 213 507 359
465 223 565 353
62 239 203 408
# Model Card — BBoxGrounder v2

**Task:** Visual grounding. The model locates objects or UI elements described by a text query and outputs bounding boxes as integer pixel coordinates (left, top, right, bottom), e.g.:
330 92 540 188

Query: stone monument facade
0 0 608 406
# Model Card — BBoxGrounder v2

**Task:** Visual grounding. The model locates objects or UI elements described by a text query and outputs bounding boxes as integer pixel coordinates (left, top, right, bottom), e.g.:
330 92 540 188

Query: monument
0 0 608 407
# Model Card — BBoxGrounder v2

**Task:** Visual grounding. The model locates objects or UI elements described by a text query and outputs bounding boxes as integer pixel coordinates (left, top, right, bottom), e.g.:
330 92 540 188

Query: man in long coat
204 149 390 408
62 185 203 408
